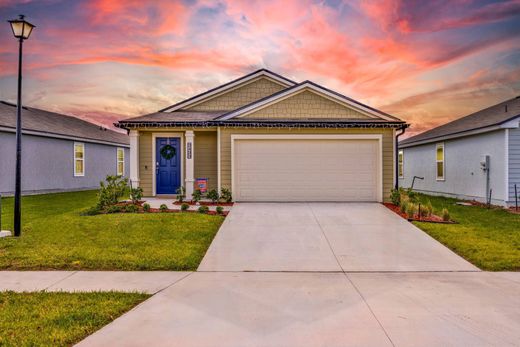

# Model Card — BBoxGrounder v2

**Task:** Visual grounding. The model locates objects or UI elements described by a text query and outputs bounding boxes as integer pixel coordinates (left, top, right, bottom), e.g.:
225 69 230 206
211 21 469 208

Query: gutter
395 125 407 189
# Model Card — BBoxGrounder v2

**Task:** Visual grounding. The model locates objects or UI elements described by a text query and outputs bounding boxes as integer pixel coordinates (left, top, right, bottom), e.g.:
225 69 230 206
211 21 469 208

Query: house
399 96 520 206
117 69 407 202
0 101 129 195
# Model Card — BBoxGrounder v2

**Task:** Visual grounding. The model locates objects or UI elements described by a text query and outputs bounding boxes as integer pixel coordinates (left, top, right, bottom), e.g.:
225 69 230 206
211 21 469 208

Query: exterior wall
508 127 520 204
219 128 395 202
399 130 507 205
138 131 153 196
240 90 371 119
184 77 286 111
194 131 218 191
0 131 129 195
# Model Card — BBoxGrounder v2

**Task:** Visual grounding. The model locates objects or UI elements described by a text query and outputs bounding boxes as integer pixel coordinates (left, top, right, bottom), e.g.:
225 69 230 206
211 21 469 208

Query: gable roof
217 81 401 121
0 101 129 146
400 96 520 147
159 69 296 112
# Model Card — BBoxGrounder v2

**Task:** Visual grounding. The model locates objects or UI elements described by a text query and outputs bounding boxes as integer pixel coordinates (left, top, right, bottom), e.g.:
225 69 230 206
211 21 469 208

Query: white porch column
129 130 140 187
185 130 195 198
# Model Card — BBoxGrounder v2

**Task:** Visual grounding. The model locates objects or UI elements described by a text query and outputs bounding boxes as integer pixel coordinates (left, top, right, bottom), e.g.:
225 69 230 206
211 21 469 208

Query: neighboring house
399 96 520 206
117 69 407 202
0 101 129 195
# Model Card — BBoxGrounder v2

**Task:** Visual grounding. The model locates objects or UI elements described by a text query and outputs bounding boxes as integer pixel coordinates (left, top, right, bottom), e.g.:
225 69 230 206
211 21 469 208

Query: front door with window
156 137 181 194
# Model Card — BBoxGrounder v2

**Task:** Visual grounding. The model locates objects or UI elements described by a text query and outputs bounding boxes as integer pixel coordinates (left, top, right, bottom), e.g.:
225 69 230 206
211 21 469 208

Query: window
117 148 125 176
398 150 404 178
74 142 85 177
436 143 445 180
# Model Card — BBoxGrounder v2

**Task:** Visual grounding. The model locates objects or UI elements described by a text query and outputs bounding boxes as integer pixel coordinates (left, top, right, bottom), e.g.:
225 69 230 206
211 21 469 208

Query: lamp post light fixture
8 15 35 237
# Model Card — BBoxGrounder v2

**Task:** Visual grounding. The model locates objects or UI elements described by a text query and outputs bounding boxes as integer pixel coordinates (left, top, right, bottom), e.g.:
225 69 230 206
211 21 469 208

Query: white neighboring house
399 96 520 207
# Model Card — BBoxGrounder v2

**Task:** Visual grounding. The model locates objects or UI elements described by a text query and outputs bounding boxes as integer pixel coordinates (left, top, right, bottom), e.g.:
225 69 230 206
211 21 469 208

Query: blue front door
156 137 181 194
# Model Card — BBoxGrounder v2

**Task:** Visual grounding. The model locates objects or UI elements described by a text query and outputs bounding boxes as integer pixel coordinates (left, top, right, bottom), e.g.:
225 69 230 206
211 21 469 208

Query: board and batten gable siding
509 126 520 203
219 128 395 202
183 77 286 112
399 129 507 205
0 131 129 195
239 90 372 119
137 129 217 196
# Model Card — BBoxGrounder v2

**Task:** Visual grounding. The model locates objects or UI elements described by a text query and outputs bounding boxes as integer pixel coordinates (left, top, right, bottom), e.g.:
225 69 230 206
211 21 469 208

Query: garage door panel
234 139 379 201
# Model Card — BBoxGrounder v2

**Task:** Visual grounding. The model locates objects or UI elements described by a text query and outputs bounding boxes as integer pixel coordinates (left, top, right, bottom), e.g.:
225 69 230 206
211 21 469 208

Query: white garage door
233 137 380 202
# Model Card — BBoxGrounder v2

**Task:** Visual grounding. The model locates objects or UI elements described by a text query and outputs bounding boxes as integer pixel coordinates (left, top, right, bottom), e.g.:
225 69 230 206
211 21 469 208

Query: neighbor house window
398 150 404 178
117 148 125 176
436 143 445 180
74 142 85 177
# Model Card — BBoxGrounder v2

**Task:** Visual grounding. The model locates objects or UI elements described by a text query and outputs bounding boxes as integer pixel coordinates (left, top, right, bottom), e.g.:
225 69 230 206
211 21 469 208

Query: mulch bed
173 201 234 206
383 203 456 224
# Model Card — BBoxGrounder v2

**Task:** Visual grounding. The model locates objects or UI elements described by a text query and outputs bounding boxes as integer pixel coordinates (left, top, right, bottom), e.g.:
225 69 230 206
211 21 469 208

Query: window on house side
436 143 445 180
74 142 85 177
398 150 404 178
117 148 125 176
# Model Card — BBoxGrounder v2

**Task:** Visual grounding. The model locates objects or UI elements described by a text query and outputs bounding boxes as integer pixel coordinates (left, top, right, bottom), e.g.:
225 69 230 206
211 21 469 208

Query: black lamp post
8 15 35 237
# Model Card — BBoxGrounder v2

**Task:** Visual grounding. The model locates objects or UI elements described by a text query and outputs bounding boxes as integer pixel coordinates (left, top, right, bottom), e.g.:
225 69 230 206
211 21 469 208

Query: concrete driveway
198 203 478 272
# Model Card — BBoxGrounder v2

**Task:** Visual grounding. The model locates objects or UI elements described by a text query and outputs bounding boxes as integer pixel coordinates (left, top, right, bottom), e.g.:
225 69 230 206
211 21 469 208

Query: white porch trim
185 130 195 199
129 130 140 187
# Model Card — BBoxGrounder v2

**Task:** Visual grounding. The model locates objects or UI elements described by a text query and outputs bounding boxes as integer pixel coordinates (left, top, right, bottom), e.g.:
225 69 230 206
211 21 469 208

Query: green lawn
413 194 520 271
0 190 224 270
0 291 149 346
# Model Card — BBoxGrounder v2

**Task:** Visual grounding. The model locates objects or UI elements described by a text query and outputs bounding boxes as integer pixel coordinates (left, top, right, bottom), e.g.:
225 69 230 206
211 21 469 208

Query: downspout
395 126 407 189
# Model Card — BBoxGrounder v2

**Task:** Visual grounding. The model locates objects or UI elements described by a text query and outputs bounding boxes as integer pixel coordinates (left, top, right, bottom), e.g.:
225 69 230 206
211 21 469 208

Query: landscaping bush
425 201 433 217
81 206 101 216
442 208 450 221
106 205 123 214
400 201 409 214
406 203 417 218
206 189 219 203
406 188 418 203
181 203 190 211
198 205 209 214
159 204 168 212
124 204 139 213
390 188 403 206
418 204 429 218
176 186 186 203
220 188 232 203
192 189 202 204
216 206 224 215
142 203 151 212
97 175 129 209
129 187 143 204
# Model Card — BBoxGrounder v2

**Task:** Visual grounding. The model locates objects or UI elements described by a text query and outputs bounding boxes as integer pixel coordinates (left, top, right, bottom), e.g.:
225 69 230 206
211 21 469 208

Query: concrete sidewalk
0 271 191 294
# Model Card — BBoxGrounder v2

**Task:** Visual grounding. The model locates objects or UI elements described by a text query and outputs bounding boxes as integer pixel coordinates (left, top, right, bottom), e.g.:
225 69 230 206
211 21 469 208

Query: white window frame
436 142 445 181
74 142 85 177
398 149 404 178
117 147 125 176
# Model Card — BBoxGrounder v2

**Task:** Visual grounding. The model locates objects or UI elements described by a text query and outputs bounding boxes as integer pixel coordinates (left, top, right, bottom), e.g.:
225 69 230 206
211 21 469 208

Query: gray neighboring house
0 101 129 195
399 96 520 206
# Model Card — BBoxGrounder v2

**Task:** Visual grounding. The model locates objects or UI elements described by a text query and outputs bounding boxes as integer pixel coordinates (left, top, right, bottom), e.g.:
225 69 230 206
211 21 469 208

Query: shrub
142 203 151 212
192 189 202 203
400 201 409 214
125 204 139 213
176 186 186 203
129 187 143 204
81 206 101 216
181 203 190 211
406 188 418 203
106 205 123 214
406 203 417 218
97 175 129 209
198 205 209 214
418 204 429 218
442 208 450 221
216 206 224 215
159 204 168 212
390 188 402 206
425 201 433 217
220 188 232 203
207 189 219 203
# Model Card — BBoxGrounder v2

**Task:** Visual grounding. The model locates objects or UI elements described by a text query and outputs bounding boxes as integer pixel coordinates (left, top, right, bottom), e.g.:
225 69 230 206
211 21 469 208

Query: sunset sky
1 0 519 136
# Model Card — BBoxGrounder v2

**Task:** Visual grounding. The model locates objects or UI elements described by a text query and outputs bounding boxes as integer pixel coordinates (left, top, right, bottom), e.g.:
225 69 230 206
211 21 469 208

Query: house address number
187 142 192 159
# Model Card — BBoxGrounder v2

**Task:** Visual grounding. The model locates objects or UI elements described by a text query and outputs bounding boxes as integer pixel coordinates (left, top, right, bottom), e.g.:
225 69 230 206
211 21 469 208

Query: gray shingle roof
401 96 520 146
121 111 223 123
0 101 129 145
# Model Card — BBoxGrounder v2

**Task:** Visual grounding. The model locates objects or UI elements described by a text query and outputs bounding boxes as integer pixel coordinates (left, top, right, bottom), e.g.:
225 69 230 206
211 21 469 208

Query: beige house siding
184 77 286 112
239 90 372 119
138 131 153 196
219 128 394 202
194 131 218 191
